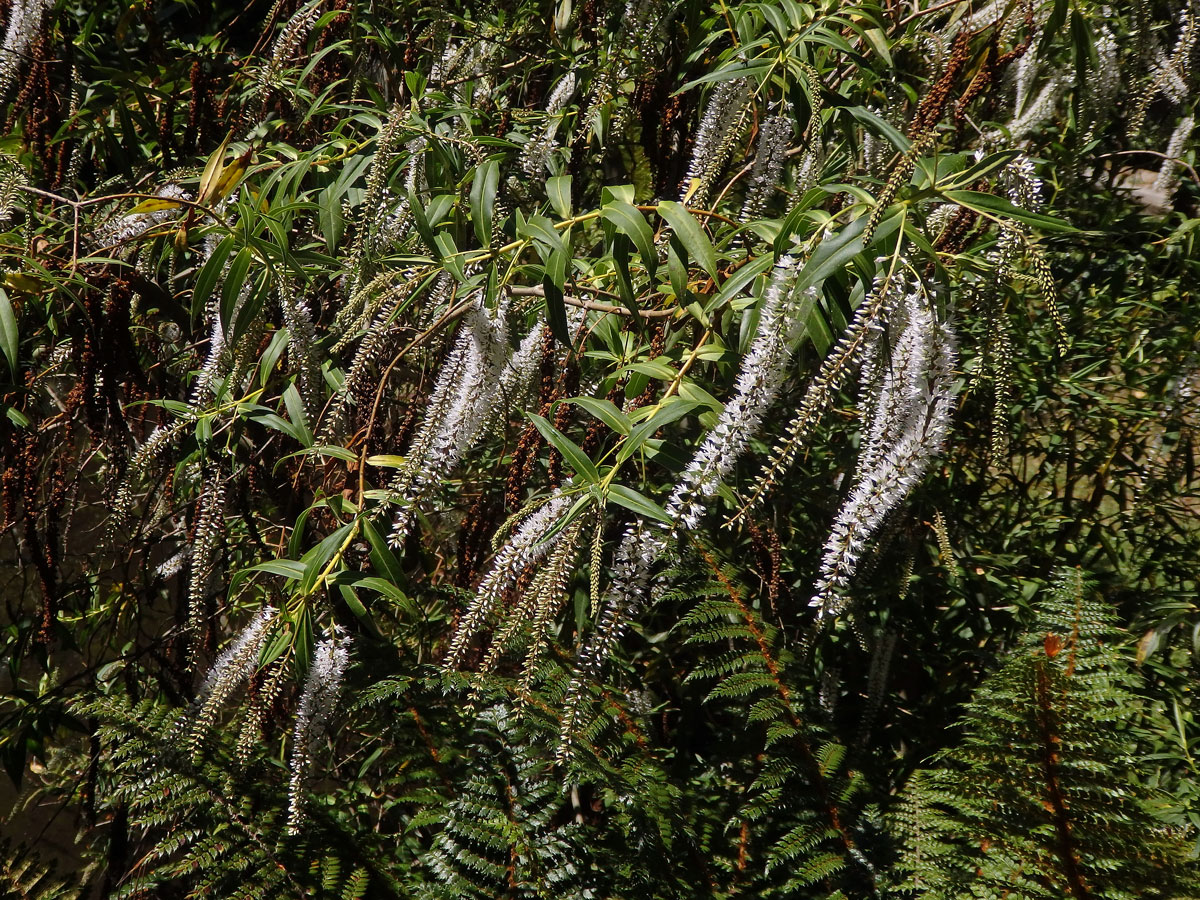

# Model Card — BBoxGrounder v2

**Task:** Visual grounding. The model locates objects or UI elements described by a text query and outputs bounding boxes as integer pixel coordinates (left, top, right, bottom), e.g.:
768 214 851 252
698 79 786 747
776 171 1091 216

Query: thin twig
896 0 972 28
1097 150 1200 191
509 285 678 318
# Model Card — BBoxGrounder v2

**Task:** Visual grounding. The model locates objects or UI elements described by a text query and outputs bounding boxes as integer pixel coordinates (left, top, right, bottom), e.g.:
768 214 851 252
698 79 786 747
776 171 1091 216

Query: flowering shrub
1 0 1199 896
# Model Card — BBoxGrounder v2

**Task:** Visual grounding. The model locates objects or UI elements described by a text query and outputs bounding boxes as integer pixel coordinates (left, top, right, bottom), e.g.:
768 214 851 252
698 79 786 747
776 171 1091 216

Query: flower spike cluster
811 287 958 619
742 115 794 218
519 72 578 178
666 255 808 531
0 0 47 101
443 492 575 669
1155 115 1196 198
560 256 810 755
387 298 579 549
739 263 910 519
195 605 278 703
386 298 514 546
681 77 752 206
287 626 352 833
184 605 278 758
260 0 324 92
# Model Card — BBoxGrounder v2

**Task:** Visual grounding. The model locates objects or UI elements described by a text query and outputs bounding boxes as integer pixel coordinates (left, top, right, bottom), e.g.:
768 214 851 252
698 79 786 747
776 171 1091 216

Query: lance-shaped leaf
529 411 599 483
658 200 718 281
602 200 657 280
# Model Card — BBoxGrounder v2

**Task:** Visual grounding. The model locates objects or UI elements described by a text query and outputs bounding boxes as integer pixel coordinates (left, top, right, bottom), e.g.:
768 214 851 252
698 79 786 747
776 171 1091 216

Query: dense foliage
1 0 1199 896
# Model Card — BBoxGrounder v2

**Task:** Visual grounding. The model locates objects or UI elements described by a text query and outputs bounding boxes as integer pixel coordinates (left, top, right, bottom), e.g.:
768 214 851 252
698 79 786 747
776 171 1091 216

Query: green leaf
794 211 903 298
712 253 774 311
196 130 233 205
678 381 722 411
338 585 379 635
520 213 566 256
249 410 307 443
546 174 572 219
1040 0 1068 55
245 559 307 581
0 288 16 374
259 327 289 387
568 396 631 434
295 444 359 463
942 190 1076 232
543 247 570 346
127 197 184 215
602 200 657 280
219 245 253 331
293 604 314 673
231 269 270 347
298 523 354 595
433 232 465 281
318 178 349 253
533 492 594 546
678 64 771 92
469 157 500 247
618 398 698 464
347 575 409 604
606 483 672 525
282 383 312 446
666 239 689 302
845 106 910 154
938 150 1021 191
528 411 599 482
259 621 292 668
365 454 406 467
407 188 436 249
192 234 235 318
657 200 718 280
628 359 677 380
611 234 641 319
362 518 407 589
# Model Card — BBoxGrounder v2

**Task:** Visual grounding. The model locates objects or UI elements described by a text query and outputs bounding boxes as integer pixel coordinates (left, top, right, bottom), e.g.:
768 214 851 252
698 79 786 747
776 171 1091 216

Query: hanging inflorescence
287 626 352 833
0 0 48 101
385 296 564 548
811 285 958 620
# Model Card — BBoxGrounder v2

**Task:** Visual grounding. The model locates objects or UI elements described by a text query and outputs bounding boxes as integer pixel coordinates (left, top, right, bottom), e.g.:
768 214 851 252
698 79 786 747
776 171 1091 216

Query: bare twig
509 285 678 318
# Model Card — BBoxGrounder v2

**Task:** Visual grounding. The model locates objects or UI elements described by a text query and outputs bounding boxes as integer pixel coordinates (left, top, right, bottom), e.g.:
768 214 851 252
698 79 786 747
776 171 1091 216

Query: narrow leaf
127 197 184 214
0 288 16 374
529 412 599 482
470 157 500 247
606 484 672 525
547 174 572 219
220 246 253 330
197 131 233 205
568 396 631 434
618 398 698 464
942 189 1076 232
543 247 570 346
657 200 718 280
192 234 235 317
602 200 657 280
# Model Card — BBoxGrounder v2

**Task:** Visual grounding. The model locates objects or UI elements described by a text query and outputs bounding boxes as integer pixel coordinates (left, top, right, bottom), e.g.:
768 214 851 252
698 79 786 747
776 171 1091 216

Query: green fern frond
891 569 1199 899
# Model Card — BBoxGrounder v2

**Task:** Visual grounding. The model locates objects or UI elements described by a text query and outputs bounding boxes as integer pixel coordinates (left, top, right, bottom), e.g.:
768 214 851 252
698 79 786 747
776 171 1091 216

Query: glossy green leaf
544 246 570 346
546 174 571 219
942 190 1076 233
470 157 500 247
602 200 657 280
606 483 672 525
569 396 631 434
657 200 718 280
0 288 16 375
528 411 599 482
